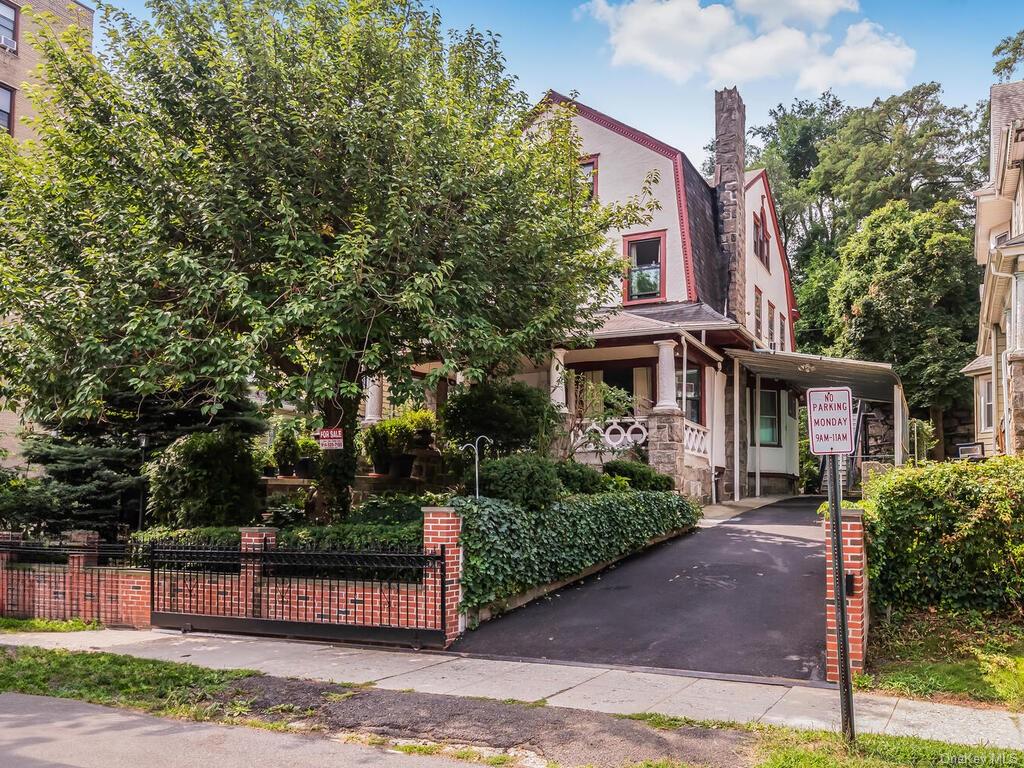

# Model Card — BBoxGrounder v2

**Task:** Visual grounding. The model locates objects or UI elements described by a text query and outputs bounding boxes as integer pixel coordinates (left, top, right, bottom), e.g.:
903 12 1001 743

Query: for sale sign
806 387 854 456
316 428 345 451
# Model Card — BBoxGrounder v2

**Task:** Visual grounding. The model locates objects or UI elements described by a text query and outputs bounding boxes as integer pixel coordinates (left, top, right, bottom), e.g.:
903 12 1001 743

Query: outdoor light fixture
797 363 816 373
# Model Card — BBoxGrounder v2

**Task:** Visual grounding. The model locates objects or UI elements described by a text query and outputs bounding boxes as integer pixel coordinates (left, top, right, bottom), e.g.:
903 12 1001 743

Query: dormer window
623 230 665 304
0 1 17 52
580 154 598 199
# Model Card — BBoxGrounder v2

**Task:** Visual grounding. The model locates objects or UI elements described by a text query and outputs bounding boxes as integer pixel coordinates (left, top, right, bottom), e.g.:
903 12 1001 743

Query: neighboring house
964 79 1024 458
362 88 909 502
0 0 94 471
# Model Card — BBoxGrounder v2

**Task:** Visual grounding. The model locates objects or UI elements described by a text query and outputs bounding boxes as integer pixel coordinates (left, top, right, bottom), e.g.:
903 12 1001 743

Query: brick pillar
240 527 277 619
824 509 868 683
68 530 100 567
422 507 463 646
0 532 21 615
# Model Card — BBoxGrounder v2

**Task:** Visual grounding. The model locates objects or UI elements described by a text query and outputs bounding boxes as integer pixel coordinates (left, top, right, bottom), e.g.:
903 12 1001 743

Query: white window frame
980 376 994 432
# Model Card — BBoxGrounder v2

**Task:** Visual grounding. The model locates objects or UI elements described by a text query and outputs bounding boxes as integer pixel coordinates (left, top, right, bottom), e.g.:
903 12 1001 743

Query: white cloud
707 27 823 85
733 0 858 29
583 0 741 83
582 1 916 93
796 20 916 91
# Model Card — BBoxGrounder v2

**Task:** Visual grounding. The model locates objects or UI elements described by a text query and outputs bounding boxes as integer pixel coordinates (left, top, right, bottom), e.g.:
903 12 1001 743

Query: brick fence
0 507 464 647
824 508 869 683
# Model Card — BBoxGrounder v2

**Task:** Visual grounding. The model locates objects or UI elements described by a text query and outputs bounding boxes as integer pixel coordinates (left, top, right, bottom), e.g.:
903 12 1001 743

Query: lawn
0 617 101 634
1 645 1021 768
858 609 1024 709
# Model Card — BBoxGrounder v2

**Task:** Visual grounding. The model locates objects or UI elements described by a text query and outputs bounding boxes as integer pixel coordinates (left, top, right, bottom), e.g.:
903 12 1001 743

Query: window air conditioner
0 37 16 52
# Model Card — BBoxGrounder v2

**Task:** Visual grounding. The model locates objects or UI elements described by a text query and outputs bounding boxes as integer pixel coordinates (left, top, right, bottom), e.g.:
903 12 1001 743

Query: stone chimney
715 87 746 322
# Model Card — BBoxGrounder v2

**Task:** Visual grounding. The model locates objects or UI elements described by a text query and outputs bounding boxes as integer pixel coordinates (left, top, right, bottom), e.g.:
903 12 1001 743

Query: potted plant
405 409 437 448
385 418 416 479
294 434 322 479
273 428 300 477
363 422 392 475
253 443 277 477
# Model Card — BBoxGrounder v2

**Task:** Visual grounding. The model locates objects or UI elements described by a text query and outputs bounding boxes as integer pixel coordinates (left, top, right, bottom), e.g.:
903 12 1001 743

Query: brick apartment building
0 0 93 470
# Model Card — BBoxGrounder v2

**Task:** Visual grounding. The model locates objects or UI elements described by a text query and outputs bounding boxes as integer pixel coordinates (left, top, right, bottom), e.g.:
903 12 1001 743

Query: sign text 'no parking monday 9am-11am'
806 386 854 456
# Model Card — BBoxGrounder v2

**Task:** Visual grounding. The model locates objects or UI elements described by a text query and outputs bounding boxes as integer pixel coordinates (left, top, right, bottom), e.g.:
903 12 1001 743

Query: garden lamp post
461 435 493 498
137 434 149 531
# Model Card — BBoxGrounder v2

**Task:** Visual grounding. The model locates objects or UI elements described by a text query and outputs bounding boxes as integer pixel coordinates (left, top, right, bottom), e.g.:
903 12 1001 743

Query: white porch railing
573 417 649 452
683 419 709 458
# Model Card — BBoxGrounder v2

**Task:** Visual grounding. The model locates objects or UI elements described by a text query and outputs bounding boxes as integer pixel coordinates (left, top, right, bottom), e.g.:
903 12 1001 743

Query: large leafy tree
828 200 980 448
0 0 650 513
994 28 1024 82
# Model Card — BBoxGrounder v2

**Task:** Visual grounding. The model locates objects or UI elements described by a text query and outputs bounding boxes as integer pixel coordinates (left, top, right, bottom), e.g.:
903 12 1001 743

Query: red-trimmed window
767 301 776 348
754 208 770 268
623 230 666 304
580 154 598 200
754 287 763 339
779 316 787 352
0 1 17 53
0 84 12 135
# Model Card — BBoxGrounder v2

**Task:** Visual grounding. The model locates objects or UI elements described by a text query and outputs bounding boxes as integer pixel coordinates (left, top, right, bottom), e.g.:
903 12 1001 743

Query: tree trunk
929 404 945 461
318 394 360 519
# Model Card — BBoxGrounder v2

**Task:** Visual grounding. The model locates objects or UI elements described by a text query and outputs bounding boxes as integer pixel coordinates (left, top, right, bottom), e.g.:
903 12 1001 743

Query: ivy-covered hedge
455 491 701 611
133 521 423 551
856 457 1024 611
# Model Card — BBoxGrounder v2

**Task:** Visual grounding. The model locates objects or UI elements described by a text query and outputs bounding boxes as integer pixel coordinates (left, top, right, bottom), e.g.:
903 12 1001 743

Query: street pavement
0 692 469 768
6 628 1024 750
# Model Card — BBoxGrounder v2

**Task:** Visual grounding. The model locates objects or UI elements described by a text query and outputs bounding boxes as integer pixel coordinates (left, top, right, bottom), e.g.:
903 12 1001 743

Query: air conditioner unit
0 36 16 52
769 341 783 352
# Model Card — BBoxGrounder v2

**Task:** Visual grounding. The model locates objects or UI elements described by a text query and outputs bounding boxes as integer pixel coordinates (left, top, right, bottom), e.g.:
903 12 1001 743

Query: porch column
754 374 762 497
653 340 680 413
550 348 568 412
362 376 384 425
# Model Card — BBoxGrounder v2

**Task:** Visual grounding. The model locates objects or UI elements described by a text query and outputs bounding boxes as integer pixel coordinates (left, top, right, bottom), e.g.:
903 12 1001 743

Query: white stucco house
361 88 909 502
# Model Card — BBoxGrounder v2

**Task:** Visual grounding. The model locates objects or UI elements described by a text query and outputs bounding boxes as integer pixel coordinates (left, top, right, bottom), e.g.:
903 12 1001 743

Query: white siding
744 175 793 350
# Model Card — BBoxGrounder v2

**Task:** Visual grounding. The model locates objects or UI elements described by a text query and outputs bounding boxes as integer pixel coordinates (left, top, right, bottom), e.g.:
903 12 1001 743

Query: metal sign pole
828 453 856 742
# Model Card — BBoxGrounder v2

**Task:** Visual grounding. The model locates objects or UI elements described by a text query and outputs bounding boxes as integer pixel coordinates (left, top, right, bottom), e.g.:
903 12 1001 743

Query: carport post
754 374 762 497
827 455 856 742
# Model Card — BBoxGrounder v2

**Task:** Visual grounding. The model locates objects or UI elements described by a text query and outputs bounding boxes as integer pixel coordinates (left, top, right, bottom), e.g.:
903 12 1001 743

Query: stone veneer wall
715 87 747 324
1008 355 1024 454
722 366 749 500
647 412 712 503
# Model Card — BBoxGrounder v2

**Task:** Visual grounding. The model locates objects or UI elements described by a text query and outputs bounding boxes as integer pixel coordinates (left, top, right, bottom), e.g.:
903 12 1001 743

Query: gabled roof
961 354 993 375
989 81 1024 182
545 90 729 310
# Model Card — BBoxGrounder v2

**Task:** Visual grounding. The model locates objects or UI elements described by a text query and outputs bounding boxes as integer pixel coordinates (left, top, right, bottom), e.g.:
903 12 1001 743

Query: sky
103 0 1020 166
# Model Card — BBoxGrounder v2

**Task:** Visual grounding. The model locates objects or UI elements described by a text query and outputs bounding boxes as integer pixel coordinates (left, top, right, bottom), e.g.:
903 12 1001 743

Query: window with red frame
754 209 770 268
0 85 12 135
0 1 15 50
754 287 763 339
579 155 598 200
624 231 664 302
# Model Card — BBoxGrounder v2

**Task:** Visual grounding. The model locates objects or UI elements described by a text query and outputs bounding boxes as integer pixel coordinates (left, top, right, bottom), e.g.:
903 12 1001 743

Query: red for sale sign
316 428 345 450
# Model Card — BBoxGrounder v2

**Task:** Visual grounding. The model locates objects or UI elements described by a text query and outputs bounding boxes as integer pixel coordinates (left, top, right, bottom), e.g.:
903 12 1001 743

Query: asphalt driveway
453 496 827 681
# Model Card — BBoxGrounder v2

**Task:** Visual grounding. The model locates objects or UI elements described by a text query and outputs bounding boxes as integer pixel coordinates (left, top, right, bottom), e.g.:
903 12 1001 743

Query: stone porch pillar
550 348 568 412
1008 352 1024 455
362 376 383 425
653 340 680 413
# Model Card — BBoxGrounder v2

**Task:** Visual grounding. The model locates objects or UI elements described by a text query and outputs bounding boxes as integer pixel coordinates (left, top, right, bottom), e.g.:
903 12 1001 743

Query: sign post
806 386 856 743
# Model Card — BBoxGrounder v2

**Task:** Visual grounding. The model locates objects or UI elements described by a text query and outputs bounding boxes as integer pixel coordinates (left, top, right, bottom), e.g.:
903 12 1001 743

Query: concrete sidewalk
5 629 1024 750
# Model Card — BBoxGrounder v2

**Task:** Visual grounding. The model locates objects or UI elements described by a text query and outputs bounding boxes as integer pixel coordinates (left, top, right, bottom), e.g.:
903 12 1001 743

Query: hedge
602 460 675 491
133 521 423 551
131 526 241 547
455 491 701 611
854 457 1024 612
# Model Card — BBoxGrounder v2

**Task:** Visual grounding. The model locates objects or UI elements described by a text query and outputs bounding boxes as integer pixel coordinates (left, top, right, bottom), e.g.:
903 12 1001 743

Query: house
362 88 910 502
0 0 94 471
964 79 1024 458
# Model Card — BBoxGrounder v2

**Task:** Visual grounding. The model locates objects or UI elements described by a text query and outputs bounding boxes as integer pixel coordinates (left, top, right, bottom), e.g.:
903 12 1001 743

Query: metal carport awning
725 349 910 497
726 348 903 403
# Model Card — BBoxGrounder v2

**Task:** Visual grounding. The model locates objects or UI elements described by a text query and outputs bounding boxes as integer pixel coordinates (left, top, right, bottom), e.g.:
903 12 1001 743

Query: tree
994 29 1024 82
0 0 652 515
828 200 980 444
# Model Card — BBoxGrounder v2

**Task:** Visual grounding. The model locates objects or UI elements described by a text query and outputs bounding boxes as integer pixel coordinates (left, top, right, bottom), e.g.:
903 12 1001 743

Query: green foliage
475 454 562 511
0 468 53 533
555 460 607 495
907 418 937 463
145 430 261 528
0 0 653 519
602 460 675 491
272 430 300 470
402 409 437 434
828 200 979 411
0 617 101 633
994 28 1024 82
860 457 1024 611
264 490 310 528
456 491 701 611
252 442 276 470
348 492 451 525
277 521 422 551
130 525 242 547
442 381 558 455
797 408 820 493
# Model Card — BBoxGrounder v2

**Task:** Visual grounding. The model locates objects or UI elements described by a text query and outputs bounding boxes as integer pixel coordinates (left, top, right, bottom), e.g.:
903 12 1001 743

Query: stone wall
647 411 712 503
941 406 975 458
1009 355 1024 454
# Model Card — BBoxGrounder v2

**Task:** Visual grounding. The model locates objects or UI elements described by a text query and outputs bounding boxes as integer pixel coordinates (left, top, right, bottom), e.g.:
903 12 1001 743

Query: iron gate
149 544 447 648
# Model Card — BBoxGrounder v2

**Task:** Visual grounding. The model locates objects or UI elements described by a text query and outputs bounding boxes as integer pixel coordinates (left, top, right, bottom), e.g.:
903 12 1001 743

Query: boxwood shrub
555 460 607 494
455 491 701 611
859 456 1024 611
131 526 241 547
474 454 562 510
277 521 423 551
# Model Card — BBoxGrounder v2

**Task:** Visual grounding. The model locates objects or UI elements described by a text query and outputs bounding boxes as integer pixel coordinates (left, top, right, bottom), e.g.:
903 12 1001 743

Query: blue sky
104 0 1020 165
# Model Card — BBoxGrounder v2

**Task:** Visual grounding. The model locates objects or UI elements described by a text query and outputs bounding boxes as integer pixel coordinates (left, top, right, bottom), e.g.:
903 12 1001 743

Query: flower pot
278 463 295 477
389 453 416 479
371 455 392 476
411 428 433 449
262 465 278 478
294 457 316 479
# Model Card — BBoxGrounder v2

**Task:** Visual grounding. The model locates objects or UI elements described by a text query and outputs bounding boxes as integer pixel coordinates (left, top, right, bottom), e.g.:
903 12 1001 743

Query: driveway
453 496 827 681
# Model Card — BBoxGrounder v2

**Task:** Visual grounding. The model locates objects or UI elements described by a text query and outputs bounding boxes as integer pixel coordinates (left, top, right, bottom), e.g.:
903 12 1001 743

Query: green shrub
252 442 276 470
862 457 1024 612
131 525 241 547
442 381 557 455
456 491 701 610
278 520 422 550
602 459 674 491
145 430 261 528
265 489 310 527
475 454 562 510
272 429 300 470
555 460 606 494
0 469 54 533
403 409 437 434
348 492 451 525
